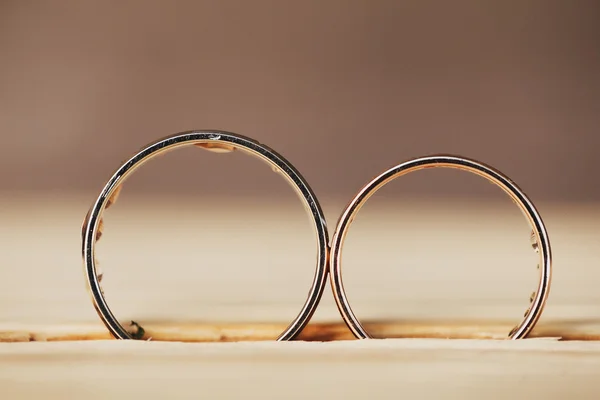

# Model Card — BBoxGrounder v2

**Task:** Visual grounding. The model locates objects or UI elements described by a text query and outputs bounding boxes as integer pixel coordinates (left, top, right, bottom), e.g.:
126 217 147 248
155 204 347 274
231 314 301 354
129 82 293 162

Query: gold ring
81 130 329 341
329 155 552 340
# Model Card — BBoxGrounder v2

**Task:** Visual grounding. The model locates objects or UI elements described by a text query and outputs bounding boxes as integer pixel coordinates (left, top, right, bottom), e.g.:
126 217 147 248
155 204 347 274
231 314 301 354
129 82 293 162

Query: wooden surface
2 318 600 343
2 339 600 399
1 194 600 398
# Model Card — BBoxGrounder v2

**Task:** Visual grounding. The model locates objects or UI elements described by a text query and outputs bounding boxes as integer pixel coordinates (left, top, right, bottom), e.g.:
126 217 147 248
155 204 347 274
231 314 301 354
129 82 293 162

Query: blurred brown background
1 0 599 202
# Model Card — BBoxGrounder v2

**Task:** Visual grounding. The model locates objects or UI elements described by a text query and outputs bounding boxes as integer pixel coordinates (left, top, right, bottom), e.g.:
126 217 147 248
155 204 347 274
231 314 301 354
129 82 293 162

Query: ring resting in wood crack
81 131 330 342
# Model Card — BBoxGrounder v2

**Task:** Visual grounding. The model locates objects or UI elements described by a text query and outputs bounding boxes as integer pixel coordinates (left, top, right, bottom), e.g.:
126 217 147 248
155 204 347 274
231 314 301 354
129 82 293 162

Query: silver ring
81 130 329 341
329 155 552 340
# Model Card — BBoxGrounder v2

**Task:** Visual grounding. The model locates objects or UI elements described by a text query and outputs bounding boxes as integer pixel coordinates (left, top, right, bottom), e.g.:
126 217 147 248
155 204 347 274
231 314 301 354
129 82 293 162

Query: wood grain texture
2 318 600 342
1 195 599 398
2 339 600 399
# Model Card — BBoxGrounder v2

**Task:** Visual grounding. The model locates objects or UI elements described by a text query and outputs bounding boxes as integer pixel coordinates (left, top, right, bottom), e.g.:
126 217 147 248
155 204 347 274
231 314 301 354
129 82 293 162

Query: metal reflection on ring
329 155 552 340
81 130 329 341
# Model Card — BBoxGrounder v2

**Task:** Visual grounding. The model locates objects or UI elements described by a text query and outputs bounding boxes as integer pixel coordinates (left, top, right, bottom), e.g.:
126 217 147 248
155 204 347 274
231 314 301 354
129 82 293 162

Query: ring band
81 130 329 341
329 155 552 340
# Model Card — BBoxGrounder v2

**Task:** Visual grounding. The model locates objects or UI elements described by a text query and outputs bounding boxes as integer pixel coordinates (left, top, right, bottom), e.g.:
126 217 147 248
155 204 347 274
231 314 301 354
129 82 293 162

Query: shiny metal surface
329 155 552 340
81 130 329 341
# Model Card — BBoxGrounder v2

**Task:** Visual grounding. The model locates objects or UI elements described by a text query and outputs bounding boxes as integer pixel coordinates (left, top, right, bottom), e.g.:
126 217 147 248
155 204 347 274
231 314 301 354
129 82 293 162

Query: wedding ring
329 155 552 340
81 130 329 341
